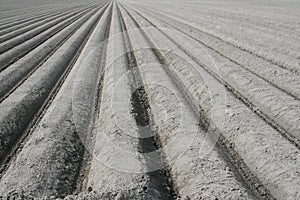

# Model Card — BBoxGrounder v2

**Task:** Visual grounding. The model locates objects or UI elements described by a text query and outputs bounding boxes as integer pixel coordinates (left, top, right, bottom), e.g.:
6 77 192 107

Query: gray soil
0 0 299 199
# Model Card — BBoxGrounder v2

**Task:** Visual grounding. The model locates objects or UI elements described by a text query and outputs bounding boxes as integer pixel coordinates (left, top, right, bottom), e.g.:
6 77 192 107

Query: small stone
88 186 93 192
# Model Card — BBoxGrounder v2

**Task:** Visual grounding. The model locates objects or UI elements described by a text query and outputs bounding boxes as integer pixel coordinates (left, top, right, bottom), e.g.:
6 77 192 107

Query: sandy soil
0 0 299 199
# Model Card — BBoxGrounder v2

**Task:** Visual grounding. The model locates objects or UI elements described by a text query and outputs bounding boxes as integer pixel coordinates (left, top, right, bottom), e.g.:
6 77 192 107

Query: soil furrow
73 3 113 194
132 6 300 101
129 0 300 35
0 6 107 180
132 4 300 75
119 3 300 199
0 5 93 44
123 4 274 198
82 4 174 199
0 5 74 29
0 5 82 31
132 3 300 59
118 3 258 199
0 4 108 104
0 6 99 72
0 6 94 55
127 5 300 149
0 0 299 199
118 4 176 198
0 4 111 198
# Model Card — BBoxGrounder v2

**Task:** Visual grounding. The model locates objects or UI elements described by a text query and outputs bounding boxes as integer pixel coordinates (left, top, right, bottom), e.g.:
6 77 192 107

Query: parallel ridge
0 0 299 199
